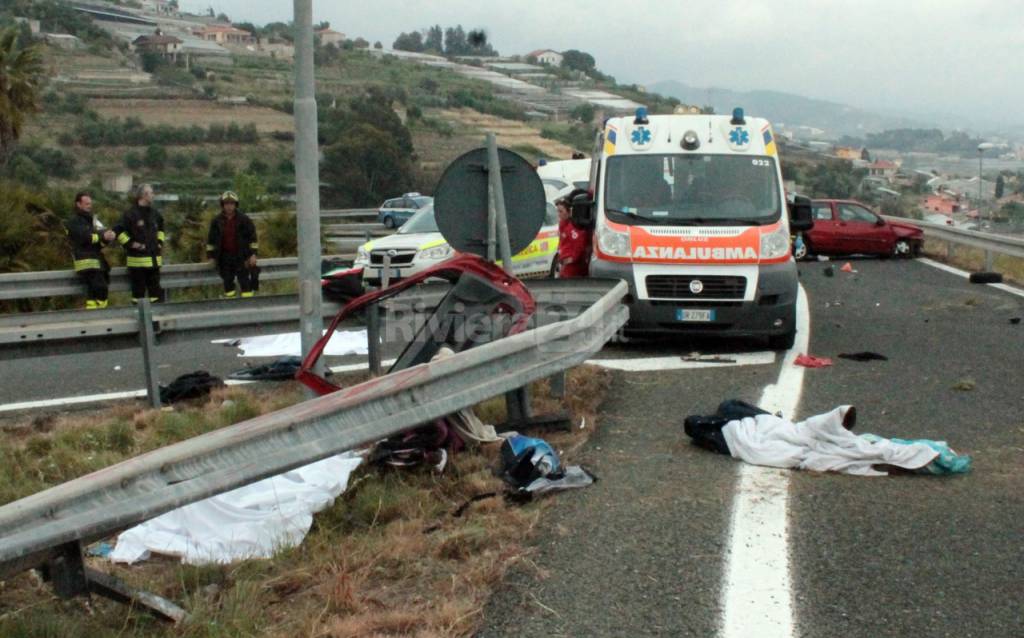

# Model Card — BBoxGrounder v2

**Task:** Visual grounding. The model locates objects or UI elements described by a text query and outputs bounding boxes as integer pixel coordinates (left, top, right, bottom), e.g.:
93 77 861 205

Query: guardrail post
137 299 161 409
549 371 566 399
947 240 955 260
366 254 391 376
984 249 994 271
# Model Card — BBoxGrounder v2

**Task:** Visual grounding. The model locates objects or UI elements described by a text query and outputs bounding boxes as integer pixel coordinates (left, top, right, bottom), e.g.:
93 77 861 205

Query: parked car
796 199 923 259
377 193 433 229
356 202 560 287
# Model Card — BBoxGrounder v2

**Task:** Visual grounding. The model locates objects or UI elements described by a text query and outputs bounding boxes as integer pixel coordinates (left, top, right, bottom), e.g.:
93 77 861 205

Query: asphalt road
481 258 1024 637
2 259 1022 636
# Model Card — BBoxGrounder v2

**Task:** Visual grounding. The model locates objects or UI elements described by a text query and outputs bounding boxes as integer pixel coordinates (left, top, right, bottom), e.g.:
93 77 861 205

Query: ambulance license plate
677 309 715 322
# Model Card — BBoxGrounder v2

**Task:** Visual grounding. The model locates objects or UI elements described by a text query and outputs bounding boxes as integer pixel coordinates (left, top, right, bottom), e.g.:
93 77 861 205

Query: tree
353 37 369 49
392 31 424 52
321 123 414 207
1000 201 1024 226
570 103 595 124
995 174 1005 199
0 27 45 165
373 41 383 49
561 49 596 73
444 26 466 55
424 25 443 53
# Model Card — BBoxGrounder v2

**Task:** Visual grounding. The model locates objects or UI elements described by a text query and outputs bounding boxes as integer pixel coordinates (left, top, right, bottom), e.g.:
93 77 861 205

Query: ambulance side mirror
788 196 814 233
571 194 595 229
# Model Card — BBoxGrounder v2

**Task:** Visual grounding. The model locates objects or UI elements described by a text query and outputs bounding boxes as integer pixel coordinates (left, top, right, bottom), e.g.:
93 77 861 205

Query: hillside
648 80 925 139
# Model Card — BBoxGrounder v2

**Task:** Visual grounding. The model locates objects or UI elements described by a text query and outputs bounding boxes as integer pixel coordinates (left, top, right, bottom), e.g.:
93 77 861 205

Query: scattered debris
969 271 1003 284
681 354 738 364
794 354 833 368
838 351 889 362
158 371 224 405
113 365 122 371
684 401 971 476
952 378 977 392
1011 317 1021 325
824 265 835 277
228 356 306 381
817 255 830 262
499 434 594 498
840 262 855 273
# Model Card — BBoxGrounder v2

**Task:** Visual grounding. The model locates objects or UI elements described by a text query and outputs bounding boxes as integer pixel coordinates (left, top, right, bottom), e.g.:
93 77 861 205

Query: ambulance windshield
604 154 781 226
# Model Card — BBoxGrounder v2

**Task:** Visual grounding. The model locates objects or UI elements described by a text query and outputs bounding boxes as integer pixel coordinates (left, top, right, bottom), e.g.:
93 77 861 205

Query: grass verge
0 366 611 637
923 238 1024 285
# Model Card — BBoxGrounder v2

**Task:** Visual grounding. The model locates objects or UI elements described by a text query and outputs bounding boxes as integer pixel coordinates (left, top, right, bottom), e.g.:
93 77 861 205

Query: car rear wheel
893 238 912 258
383 216 396 229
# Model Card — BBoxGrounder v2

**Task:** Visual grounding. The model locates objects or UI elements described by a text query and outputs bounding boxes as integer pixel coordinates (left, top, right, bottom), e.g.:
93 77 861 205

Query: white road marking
588 351 776 371
721 284 809 638
0 360 395 414
918 258 1024 299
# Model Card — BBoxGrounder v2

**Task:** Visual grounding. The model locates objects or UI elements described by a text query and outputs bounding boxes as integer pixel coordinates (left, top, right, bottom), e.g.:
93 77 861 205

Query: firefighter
116 183 164 303
64 191 115 309
206 191 258 298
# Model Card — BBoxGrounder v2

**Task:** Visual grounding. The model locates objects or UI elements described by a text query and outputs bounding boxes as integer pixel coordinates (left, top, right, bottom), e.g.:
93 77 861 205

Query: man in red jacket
556 197 591 278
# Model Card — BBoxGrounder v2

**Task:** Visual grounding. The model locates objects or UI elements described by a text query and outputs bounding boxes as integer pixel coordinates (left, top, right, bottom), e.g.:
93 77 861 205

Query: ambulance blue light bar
634 107 649 125
731 107 746 125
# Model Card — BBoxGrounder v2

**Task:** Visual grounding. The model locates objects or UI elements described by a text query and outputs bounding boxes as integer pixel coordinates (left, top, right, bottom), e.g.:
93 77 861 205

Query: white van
579 107 804 348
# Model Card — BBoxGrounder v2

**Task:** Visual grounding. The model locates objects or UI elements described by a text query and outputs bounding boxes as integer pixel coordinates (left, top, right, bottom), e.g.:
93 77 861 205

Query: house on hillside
527 49 563 66
921 192 963 216
866 159 899 180
261 40 295 61
132 30 183 59
44 33 83 49
194 24 254 46
834 146 869 161
316 28 345 46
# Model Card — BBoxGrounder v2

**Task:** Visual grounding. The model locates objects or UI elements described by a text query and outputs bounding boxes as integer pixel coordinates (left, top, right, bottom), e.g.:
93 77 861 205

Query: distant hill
647 80 927 139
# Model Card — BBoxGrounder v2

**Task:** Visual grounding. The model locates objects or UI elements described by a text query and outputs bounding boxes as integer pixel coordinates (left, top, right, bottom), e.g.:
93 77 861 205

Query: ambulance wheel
768 329 796 351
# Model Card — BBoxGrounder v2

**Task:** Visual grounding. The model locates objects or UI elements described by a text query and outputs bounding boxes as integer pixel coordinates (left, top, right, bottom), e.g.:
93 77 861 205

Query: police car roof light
634 107 649 125
730 107 746 125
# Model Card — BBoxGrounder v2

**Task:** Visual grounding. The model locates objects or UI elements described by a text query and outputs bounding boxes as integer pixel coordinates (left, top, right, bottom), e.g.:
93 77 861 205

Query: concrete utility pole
293 0 324 382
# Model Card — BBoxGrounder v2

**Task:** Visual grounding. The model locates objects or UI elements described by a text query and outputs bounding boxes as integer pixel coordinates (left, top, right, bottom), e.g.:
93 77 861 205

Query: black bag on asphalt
159 371 224 404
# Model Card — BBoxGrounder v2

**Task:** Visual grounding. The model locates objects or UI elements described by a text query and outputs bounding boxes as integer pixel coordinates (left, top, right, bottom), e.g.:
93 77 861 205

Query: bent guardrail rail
0 279 629 582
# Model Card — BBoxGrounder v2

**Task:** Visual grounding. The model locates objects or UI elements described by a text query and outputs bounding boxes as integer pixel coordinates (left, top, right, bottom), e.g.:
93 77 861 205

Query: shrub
193 151 211 170
125 151 143 169
247 158 269 174
143 145 167 170
170 153 191 171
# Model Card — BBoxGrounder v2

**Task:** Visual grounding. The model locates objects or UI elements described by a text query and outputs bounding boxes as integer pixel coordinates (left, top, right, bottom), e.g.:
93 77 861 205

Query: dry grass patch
90 98 296 133
0 366 611 637
923 238 1024 284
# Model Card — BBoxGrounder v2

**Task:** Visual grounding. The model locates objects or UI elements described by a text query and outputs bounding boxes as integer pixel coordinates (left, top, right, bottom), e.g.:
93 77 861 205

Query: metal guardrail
0 256 354 302
0 279 629 581
883 215 1024 269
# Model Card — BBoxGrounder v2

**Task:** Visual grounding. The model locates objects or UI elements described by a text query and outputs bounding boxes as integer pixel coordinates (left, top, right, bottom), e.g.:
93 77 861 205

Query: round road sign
433 147 546 258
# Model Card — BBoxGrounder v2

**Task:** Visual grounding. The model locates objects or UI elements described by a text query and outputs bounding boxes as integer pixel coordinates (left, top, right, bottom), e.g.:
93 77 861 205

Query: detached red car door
807 201 840 252
836 203 893 255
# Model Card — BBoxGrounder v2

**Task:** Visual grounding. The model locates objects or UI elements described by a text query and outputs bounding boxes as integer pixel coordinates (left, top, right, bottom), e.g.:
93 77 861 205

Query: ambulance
578 107 810 348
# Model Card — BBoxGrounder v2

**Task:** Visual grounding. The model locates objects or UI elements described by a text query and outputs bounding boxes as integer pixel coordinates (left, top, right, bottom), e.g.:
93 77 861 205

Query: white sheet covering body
213 330 369 358
110 452 363 564
721 406 940 476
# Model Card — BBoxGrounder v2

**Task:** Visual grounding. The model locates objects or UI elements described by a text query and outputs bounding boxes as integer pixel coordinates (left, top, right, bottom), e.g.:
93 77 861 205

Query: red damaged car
796 199 924 259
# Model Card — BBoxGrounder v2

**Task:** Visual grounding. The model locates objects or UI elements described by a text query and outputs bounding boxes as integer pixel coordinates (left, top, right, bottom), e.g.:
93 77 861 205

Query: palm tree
0 26 45 165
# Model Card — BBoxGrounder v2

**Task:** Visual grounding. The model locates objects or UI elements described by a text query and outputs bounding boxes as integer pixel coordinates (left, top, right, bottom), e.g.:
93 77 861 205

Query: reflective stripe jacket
206 211 258 261
64 210 108 272
117 204 164 268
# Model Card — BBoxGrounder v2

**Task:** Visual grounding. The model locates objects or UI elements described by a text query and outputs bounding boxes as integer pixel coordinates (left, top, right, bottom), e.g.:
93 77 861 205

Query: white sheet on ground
213 330 368 358
109 452 363 565
721 406 939 476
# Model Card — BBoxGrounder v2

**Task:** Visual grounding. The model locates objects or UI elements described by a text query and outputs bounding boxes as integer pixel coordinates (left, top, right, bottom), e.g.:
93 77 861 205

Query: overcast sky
180 0 1020 129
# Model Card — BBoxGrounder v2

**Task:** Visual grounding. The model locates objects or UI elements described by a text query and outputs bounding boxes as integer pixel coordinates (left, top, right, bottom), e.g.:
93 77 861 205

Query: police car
356 202 560 286
377 193 433 229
